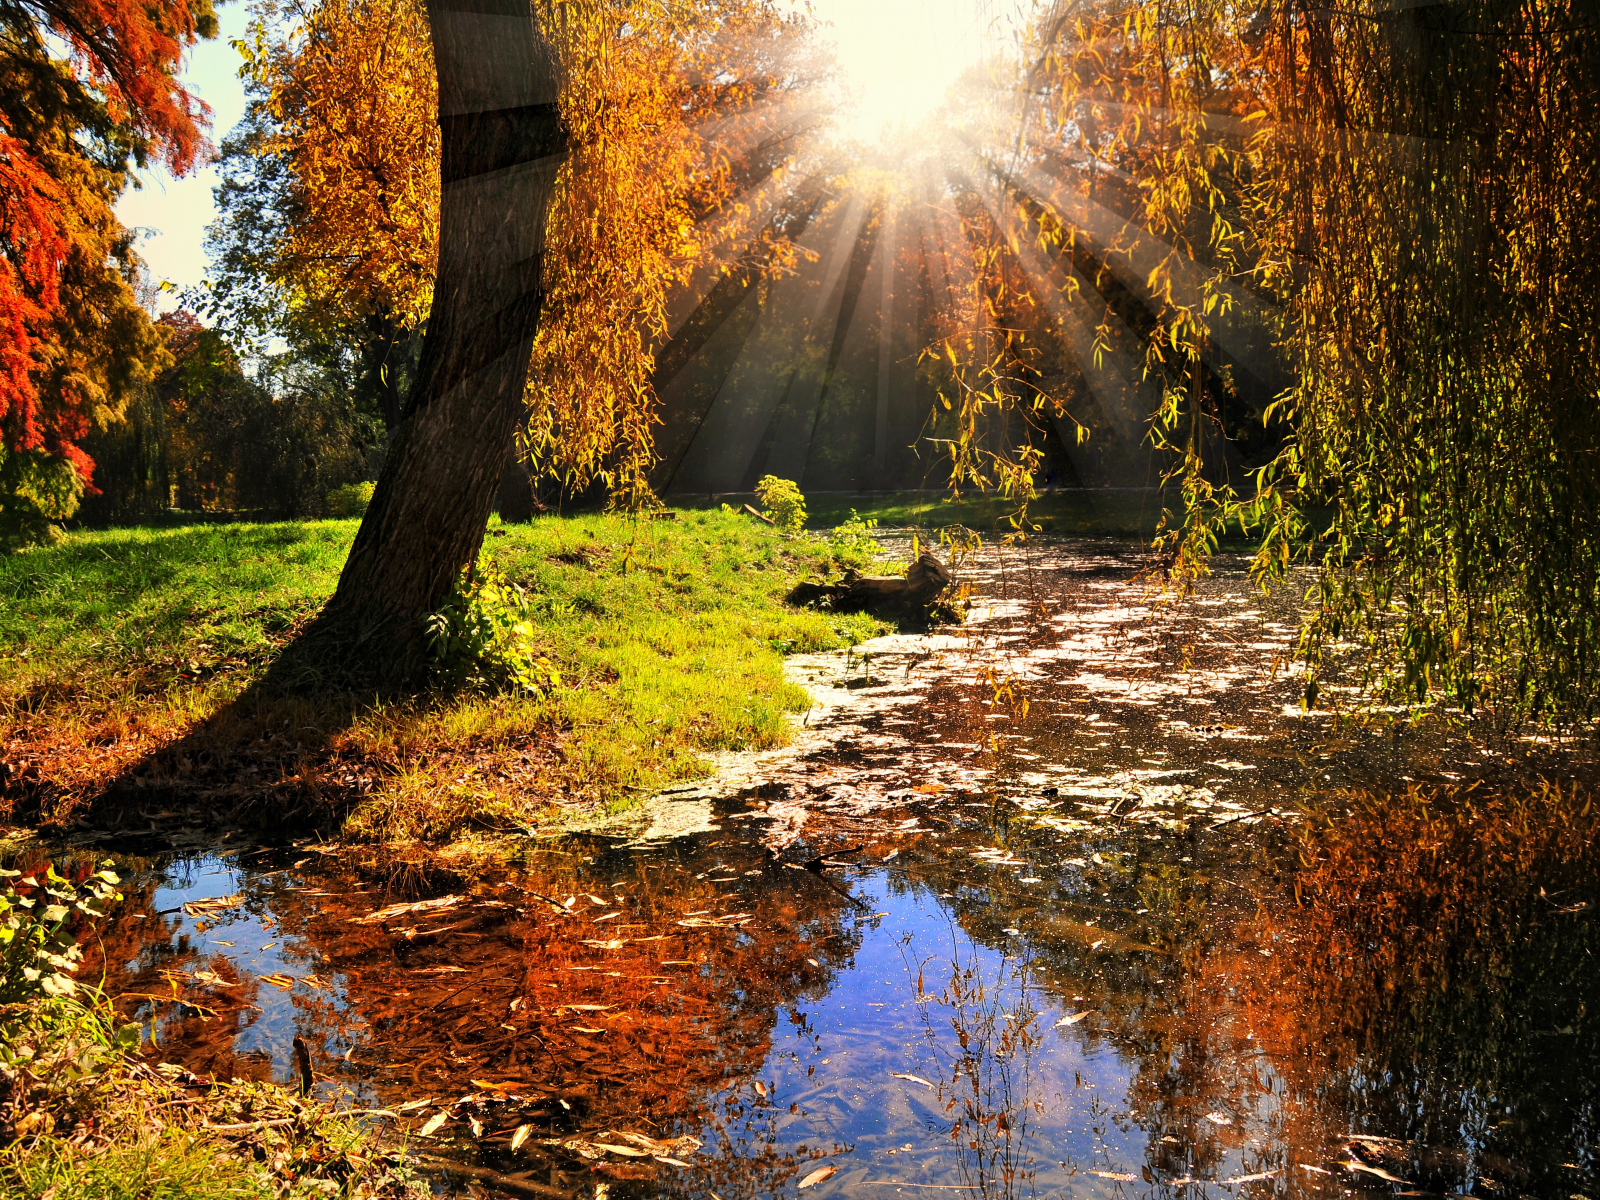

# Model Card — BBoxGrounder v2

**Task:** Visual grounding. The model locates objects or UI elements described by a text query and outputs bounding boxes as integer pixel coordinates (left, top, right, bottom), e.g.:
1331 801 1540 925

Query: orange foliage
250 0 812 504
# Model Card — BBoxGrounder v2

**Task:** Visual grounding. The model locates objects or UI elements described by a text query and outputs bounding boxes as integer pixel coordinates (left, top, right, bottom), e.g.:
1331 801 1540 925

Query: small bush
755 475 807 533
423 561 562 694
0 865 121 1004
325 481 375 518
829 508 880 556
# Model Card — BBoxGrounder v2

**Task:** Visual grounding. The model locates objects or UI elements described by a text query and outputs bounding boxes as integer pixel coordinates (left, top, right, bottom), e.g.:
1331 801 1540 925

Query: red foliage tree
0 0 216 542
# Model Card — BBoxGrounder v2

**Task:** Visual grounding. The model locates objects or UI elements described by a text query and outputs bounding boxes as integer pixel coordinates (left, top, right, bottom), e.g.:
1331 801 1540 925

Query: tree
293 0 565 679
244 0 815 679
0 0 217 545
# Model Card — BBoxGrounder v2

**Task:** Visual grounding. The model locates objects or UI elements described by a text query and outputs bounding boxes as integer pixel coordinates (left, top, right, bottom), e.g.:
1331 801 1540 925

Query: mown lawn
0 509 890 843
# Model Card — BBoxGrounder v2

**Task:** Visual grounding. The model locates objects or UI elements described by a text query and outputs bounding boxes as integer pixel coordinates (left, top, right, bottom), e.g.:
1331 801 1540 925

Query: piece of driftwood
741 502 775 525
788 551 953 617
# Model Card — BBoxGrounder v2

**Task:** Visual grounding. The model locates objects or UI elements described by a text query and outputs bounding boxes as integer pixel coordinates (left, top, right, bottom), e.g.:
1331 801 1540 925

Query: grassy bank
0 510 888 842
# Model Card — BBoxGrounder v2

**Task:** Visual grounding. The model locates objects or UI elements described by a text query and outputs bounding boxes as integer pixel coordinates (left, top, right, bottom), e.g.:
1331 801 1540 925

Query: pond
58 538 1600 1199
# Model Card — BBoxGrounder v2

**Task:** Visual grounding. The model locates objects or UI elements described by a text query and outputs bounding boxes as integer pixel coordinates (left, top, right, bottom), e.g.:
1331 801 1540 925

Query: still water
60 539 1600 1198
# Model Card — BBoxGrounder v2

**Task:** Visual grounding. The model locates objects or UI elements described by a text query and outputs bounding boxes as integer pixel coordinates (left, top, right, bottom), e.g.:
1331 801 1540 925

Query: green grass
0 510 890 841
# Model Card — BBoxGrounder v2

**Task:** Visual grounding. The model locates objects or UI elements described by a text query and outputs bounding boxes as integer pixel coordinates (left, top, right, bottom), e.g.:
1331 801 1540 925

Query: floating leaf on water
419 965 468 974
754 1081 767 1097
471 1079 525 1094
593 912 622 923
572 1026 605 1034
419 1112 449 1137
559 1004 615 1012
1055 1012 1089 1027
797 1165 838 1189
1089 940 1106 951
261 973 296 990
654 1156 691 1167
1342 1161 1408 1185
1203 1111 1232 1126
593 1143 650 1157
396 1098 433 1112
562 895 576 909
212 940 234 947
509 1125 531 1151
889 1073 934 1089
349 895 463 926
581 938 626 950
190 971 238 988
468 1114 483 1138
585 894 610 906
182 894 243 917
1089 1170 1137 1182
1219 1170 1280 1185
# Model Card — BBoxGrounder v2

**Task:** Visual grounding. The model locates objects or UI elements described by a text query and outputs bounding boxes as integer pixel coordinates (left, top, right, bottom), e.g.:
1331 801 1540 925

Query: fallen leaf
419 1112 449 1137
182 894 243 916
754 1081 768 1097
190 971 238 988
559 1004 616 1012
260 973 296 990
212 940 234 947
419 965 468 974
396 1098 433 1112
510 1125 531 1151
1089 1170 1137 1181
585 894 610 906
798 1165 838 1189
1204 1111 1232 1126
890 1073 934 1089
349 894 463 926
471 1079 525 1095
582 938 626 950
572 1026 605 1034
593 912 622 923
1055 1012 1089 1027
1089 939 1106 951
654 1156 691 1167
1342 1161 1409 1184
1219 1170 1280 1185
593 1143 650 1157
469 1114 483 1138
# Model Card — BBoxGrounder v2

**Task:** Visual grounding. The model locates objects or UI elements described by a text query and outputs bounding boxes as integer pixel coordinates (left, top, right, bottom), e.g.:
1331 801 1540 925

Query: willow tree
1002 0 1600 723
300 0 565 677
263 0 812 679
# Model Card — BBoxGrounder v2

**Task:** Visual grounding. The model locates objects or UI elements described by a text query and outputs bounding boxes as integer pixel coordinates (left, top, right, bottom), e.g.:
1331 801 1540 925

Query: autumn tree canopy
0 0 218 544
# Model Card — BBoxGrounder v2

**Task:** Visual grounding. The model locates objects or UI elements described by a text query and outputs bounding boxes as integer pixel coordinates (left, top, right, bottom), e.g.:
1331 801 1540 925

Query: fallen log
787 551 954 619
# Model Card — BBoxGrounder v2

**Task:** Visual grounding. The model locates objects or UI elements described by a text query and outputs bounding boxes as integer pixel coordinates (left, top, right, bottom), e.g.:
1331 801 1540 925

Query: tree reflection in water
40 772 1600 1200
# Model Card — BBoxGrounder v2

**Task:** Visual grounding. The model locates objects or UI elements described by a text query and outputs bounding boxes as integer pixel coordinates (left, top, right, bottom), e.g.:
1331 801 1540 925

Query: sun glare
799 0 1012 146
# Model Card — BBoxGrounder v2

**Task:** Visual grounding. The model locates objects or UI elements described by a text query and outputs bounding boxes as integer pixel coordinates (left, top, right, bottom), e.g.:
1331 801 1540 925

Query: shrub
326 480 375 517
0 864 121 1004
422 561 562 694
755 475 807 533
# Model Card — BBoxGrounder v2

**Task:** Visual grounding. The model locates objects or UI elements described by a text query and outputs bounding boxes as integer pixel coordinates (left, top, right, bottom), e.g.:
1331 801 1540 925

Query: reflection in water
35 538 1600 1198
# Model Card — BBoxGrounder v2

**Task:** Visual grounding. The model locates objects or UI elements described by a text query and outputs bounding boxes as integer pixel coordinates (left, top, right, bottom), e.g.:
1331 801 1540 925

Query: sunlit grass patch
0 509 888 842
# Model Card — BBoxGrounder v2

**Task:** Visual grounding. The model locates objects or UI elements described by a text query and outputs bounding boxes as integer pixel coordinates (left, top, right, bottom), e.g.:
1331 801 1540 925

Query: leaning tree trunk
303 0 565 683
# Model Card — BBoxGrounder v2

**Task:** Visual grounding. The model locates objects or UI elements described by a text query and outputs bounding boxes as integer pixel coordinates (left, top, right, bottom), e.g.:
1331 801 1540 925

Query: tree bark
299 0 565 682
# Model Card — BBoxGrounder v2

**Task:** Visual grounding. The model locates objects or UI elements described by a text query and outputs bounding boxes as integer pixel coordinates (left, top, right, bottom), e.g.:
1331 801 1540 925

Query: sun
798 0 1011 146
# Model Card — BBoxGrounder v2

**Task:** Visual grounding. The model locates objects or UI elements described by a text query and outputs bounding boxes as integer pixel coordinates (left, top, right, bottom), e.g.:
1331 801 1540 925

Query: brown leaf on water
182 894 243 917
797 1164 837 1189
509 1124 531 1151
754 1080 767 1097
654 1155 691 1167
889 1072 934 1089
572 1026 605 1033
189 970 238 988
260 973 296 990
582 938 626 950
1054 1012 1089 1027
418 1111 449 1137
396 1098 433 1112
348 894 463 926
593 1143 650 1157
586 894 610 906
593 912 622 923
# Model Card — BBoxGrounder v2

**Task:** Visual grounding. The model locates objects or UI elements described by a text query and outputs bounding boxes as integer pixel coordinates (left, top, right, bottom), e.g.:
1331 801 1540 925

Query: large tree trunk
301 0 565 683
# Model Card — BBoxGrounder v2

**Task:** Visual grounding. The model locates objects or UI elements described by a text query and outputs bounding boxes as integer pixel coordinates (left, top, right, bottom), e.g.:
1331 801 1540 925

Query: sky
114 1 254 311
119 0 1014 309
